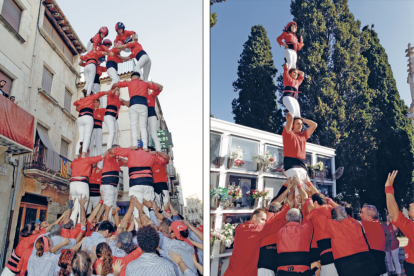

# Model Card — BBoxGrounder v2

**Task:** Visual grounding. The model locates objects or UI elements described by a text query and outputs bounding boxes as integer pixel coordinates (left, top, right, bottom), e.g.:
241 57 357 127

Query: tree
210 0 226 28
232 25 278 132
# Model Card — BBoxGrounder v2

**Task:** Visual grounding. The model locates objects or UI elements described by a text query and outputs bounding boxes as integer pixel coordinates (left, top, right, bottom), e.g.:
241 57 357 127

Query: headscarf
27 233 61 276
171 221 193 247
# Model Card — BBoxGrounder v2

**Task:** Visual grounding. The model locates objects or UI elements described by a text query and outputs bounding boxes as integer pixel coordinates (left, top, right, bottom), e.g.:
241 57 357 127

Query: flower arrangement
310 161 327 173
210 187 229 202
229 146 243 160
253 151 276 165
247 189 270 201
234 159 244 167
228 185 242 200
210 223 237 248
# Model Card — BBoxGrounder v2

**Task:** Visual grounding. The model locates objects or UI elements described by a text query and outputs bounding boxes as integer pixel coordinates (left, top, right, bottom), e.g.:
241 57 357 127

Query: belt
105 105 119 118
130 95 148 107
79 107 94 118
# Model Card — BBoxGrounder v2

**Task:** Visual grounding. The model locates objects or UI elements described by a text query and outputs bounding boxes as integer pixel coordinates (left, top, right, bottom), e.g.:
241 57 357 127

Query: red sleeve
99 45 108 52
92 34 101 49
113 147 131 158
126 30 136 36
73 100 81 107
80 55 86 61
122 247 143 264
148 83 159 91
277 32 287 46
108 89 114 98
117 81 129 88
266 204 290 224
307 208 338 234
256 205 290 240
301 130 311 141
114 35 120 43
393 212 414 241
86 155 103 165
153 154 168 165
126 42 135 49
39 228 46 234
152 88 162 98
91 91 106 100
297 75 304 86
297 40 304 51
27 232 42 244
80 62 86 67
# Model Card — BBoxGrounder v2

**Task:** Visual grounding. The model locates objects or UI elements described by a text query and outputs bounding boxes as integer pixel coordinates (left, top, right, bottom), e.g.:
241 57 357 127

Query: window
60 139 69 158
228 136 259 171
227 175 257 207
264 178 286 200
41 67 53 94
264 145 284 174
316 155 333 180
64 89 72 112
0 70 12 96
210 172 220 191
1 0 22 32
43 15 73 63
317 183 333 198
210 132 222 168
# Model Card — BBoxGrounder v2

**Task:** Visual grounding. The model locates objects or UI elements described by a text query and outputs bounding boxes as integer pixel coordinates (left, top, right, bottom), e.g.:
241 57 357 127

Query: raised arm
88 197 103 223
385 171 400 222
302 117 317 138
122 197 136 224
150 150 170 161
183 220 203 241
285 112 294 133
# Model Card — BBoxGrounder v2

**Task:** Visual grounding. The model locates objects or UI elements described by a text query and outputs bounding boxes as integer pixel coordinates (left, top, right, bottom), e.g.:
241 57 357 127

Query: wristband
297 182 303 188
283 182 288 187
306 182 312 188
99 200 103 205
148 207 154 212
385 186 394 195
305 198 312 206
68 200 74 210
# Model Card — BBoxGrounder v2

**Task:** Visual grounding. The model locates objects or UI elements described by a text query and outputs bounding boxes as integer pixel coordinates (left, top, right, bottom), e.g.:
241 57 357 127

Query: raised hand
113 259 124 274
96 263 103 276
79 195 88 207
385 171 398 187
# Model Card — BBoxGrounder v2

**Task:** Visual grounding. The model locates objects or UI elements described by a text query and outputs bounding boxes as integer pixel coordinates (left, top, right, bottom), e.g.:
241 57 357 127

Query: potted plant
253 151 276 172
227 185 242 207
228 147 244 169
311 161 328 182
210 223 237 254
247 189 267 208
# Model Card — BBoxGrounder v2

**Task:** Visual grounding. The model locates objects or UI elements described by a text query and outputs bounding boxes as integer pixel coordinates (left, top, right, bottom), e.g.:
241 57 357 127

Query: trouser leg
148 115 161 151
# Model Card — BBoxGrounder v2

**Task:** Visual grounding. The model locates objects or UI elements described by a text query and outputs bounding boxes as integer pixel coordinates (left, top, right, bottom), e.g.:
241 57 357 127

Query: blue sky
57 0 202 202
211 0 414 122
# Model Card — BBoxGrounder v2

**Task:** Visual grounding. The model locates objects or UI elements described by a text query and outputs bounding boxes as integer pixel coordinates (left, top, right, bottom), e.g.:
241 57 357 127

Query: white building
210 118 336 275
0 0 85 266
185 193 202 225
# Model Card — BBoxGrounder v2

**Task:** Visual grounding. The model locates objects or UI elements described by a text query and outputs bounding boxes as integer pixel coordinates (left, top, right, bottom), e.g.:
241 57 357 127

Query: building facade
0 0 85 267
210 118 336 275
184 193 202 226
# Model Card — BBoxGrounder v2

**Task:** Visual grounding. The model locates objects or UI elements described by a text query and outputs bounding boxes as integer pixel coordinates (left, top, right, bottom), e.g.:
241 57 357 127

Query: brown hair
96 243 113 275
288 68 297 75
251 208 266 219
58 250 75 276
35 237 50 257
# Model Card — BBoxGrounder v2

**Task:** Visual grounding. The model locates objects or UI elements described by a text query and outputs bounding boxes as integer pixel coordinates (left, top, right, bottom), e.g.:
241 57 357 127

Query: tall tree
232 25 278 132
210 0 226 28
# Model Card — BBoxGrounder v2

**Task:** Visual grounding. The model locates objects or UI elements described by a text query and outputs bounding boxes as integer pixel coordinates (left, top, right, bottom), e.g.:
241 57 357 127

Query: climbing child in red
277 21 304 69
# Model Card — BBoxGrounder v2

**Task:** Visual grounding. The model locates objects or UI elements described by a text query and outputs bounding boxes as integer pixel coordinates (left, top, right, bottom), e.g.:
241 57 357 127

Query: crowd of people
0 23 203 276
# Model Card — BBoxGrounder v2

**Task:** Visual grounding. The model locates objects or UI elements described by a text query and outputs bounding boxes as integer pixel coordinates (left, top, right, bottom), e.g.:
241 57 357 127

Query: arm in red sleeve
283 66 292 82
297 40 304 51
126 42 135 49
80 55 86 61
123 247 143 264
392 212 414 241
148 83 159 91
153 154 168 165
266 204 290 224
297 75 304 86
113 147 131 158
307 209 337 235
152 88 162 98
277 32 287 46
117 81 129 88
73 100 80 107
86 155 103 165
91 91 106 100
92 35 101 49
125 30 136 37
257 205 290 240
108 89 114 98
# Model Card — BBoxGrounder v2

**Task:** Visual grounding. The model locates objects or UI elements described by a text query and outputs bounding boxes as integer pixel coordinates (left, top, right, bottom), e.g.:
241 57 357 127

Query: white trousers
69 181 89 225
155 190 169 209
101 185 118 223
104 115 119 149
84 64 96 96
148 115 161 151
107 67 120 88
87 196 101 215
283 96 301 118
0 267 15 276
285 167 308 195
89 128 103 168
129 104 148 148
86 41 93 52
320 263 338 276
257 268 275 276
92 83 101 94
76 116 94 154
285 48 297 69
133 54 151 81
129 185 154 230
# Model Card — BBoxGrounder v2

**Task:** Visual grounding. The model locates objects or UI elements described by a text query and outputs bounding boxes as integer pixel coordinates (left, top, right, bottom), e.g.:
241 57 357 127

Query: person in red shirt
148 146 170 209
114 22 136 52
147 83 164 151
385 170 414 275
116 38 151 81
88 100 106 169
73 91 108 158
112 75 161 150
224 204 291 276
277 21 304 70
109 142 170 230
87 26 109 52
283 112 317 196
106 41 124 88
359 205 387 275
306 201 381 276
282 62 305 118
87 164 103 214
69 148 107 225
104 87 125 150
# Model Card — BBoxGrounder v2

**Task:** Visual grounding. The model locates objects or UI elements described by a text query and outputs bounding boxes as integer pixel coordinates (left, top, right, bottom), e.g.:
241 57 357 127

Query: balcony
168 163 177 180
0 96 35 156
22 144 72 186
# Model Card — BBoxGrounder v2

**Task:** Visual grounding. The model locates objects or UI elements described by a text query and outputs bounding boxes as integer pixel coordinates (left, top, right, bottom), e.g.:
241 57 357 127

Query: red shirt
74 92 106 117
283 66 304 91
147 87 162 108
115 30 136 44
93 108 106 128
152 163 168 183
224 205 290 276
282 128 310 160
277 32 304 52
91 33 103 49
96 65 107 76
102 154 122 174
126 41 144 58
15 228 46 274
107 47 123 64
393 212 414 264
94 247 142 276
61 223 82 239
117 79 158 99
360 220 385 251
106 90 124 118
70 155 103 179
85 220 95 237
80 51 106 66
113 148 168 180
90 167 102 185
307 209 369 260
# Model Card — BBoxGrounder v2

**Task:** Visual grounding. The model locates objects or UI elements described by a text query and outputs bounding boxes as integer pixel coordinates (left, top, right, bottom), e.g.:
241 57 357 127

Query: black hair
130 230 137 238
136 226 160 253
293 117 303 124
178 214 184 220
0 80 6 83
160 218 172 228
179 229 189 238
312 193 328 206
131 72 141 78
98 221 116 233
148 146 156 152
20 221 36 237
62 220 74 230
283 23 298 35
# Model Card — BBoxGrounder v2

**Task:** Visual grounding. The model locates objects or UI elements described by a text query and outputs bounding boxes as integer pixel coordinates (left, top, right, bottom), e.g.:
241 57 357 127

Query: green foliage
232 25 278 132
210 0 226 28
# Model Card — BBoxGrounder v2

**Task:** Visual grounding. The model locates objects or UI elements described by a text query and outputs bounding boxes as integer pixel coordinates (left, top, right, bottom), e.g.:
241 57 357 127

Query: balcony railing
22 144 72 185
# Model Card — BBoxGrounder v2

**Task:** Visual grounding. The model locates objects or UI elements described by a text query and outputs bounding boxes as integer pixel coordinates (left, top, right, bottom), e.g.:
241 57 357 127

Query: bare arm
69 237 86 252
168 200 179 216
123 197 137 224
113 208 120 227
120 99 130 107
151 151 170 161
386 171 399 222
103 205 112 221
96 205 105 222
302 117 317 138
274 178 295 203
193 254 203 274
285 112 294 133
183 220 203 241
79 195 87 224
188 238 203 250
151 81 163 91
51 238 70 253
88 199 102 223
